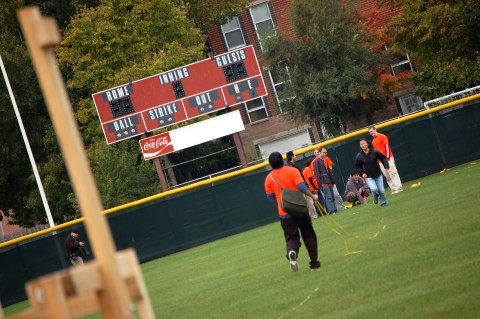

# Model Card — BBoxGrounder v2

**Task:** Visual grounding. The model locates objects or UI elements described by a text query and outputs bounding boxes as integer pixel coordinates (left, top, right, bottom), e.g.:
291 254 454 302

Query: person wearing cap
65 228 86 266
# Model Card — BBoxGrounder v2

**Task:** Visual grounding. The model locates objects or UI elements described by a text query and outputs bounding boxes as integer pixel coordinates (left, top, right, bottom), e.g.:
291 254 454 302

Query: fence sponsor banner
139 110 245 160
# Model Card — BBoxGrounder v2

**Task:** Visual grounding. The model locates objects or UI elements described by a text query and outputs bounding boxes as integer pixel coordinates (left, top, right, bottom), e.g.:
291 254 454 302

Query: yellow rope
313 200 362 256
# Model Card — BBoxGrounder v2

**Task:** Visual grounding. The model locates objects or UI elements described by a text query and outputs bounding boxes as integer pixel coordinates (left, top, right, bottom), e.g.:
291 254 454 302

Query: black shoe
288 250 298 272
373 195 379 204
310 261 321 270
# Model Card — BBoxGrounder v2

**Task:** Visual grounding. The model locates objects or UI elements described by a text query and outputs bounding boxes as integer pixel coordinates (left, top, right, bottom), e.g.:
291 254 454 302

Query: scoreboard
92 45 267 144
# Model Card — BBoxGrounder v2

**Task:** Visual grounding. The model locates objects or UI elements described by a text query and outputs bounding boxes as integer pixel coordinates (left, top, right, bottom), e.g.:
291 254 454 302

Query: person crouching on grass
343 169 371 206
264 152 321 272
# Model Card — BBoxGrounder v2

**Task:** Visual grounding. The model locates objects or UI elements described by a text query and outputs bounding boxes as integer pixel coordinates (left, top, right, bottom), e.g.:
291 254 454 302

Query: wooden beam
16 7 136 318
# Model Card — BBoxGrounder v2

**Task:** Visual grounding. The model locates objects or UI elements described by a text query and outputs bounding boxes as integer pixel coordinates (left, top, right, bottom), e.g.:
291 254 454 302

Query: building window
319 119 345 139
221 17 246 50
391 53 415 75
398 94 423 114
383 45 415 76
249 2 275 50
268 66 293 112
245 97 268 123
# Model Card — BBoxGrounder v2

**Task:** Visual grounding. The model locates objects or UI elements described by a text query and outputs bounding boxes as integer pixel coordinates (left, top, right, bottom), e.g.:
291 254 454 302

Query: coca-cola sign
139 110 244 160
139 133 174 160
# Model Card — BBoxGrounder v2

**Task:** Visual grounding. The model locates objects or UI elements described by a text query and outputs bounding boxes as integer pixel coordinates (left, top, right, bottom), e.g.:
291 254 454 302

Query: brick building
206 0 423 161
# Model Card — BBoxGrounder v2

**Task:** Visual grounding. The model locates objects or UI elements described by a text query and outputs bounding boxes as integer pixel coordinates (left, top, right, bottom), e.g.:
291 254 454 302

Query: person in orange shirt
321 150 347 211
309 149 327 210
302 158 319 219
264 152 321 271
368 126 403 194
313 147 337 214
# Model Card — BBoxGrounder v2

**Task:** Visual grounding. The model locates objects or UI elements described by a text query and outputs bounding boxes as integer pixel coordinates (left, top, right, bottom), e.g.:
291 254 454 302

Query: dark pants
280 214 320 269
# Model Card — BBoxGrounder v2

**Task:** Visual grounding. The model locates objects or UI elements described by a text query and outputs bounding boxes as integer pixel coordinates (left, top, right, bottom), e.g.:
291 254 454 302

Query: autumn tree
388 0 480 100
262 0 392 134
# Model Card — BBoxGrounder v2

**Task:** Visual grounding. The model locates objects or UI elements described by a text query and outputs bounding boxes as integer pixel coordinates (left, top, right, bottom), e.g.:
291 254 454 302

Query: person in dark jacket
65 228 86 266
314 147 337 214
354 138 391 206
343 169 371 206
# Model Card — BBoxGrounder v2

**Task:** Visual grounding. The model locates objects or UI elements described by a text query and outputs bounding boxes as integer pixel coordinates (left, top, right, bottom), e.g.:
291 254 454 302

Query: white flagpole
0 54 55 228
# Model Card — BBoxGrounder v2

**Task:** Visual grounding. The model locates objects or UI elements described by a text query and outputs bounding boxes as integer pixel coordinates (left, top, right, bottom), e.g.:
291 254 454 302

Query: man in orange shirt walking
265 152 321 272
369 126 403 194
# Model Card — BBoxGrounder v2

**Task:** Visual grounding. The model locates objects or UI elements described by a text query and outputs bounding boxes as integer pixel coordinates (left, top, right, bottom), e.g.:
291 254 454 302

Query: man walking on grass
264 152 321 272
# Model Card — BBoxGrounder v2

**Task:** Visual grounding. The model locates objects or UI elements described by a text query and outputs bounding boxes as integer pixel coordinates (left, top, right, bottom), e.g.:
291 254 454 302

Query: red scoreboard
92 45 267 144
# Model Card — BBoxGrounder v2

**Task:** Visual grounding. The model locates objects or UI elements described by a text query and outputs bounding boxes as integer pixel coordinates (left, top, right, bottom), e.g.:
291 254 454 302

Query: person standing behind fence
314 147 337 215
355 138 391 207
369 126 403 194
322 150 347 211
286 151 303 176
302 158 319 219
65 228 85 266
309 149 328 210
264 152 321 272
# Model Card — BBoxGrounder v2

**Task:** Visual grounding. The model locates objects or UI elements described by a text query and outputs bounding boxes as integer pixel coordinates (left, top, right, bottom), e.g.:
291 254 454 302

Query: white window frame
391 52 415 75
319 120 345 139
220 17 246 50
249 2 275 51
383 44 415 76
267 66 294 112
398 93 424 114
244 97 269 123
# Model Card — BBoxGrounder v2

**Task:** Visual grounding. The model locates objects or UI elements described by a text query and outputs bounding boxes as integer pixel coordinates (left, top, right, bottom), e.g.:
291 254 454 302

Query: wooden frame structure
1 7 155 319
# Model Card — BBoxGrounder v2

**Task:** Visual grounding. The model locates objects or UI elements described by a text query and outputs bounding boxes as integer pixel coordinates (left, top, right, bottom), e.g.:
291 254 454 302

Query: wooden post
17 7 139 318
232 132 247 167
144 132 169 191
153 157 169 191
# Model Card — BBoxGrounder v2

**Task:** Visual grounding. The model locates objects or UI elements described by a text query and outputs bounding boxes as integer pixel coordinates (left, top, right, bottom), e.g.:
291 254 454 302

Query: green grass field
4 161 480 318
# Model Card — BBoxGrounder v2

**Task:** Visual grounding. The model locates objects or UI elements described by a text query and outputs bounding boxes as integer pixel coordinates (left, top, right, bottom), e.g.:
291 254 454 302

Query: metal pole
0 54 55 228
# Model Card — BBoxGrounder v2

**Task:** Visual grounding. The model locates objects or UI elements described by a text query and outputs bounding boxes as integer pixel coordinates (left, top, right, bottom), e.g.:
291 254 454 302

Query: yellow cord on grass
313 200 362 256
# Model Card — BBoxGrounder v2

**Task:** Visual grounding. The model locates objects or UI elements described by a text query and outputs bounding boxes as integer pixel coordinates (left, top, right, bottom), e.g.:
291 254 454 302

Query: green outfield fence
1 94 479 307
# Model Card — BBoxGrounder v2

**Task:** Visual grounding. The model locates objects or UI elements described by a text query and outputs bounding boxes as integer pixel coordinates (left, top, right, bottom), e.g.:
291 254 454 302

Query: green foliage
262 0 389 134
0 0 105 226
389 0 480 99
174 0 250 31
0 0 253 227
57 0 206 92
0 28 53 226
167 135 239 185
88 140 161 208
55 0 209 212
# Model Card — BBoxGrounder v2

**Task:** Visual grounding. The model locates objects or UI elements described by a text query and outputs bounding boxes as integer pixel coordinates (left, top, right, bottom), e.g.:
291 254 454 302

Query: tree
55 0 210 210
0 0 106 226
0 2 52 226
174 0 250 31
388 0 480 100
262 0 392 134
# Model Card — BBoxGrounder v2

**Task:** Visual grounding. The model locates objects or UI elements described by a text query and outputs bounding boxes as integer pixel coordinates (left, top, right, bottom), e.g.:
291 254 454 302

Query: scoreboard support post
152 157 168 191
233 133 247 168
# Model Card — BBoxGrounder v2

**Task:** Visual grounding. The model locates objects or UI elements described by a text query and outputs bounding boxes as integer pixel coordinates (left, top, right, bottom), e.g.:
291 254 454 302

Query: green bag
269 174 308 217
